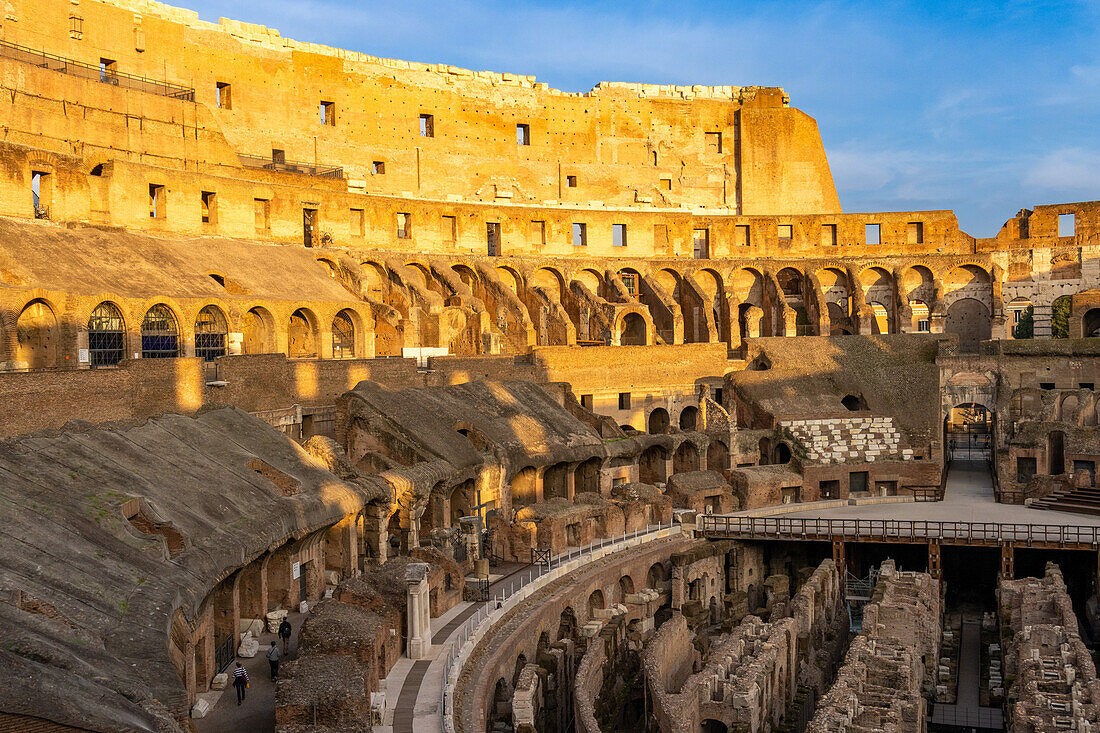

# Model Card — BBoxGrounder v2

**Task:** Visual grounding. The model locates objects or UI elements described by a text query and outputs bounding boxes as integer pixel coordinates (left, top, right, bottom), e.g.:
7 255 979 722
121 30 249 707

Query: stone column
405 562 432 659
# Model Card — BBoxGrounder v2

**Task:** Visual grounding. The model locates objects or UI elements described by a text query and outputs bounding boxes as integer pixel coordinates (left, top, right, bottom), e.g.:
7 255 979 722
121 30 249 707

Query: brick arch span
454 535 697 733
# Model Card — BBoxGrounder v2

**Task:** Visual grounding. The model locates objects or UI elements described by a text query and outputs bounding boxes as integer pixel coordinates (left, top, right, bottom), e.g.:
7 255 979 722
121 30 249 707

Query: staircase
1030 485 1100 516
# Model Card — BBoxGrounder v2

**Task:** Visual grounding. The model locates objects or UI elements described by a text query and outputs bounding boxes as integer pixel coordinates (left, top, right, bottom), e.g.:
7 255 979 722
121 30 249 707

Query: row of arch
14 298 363 369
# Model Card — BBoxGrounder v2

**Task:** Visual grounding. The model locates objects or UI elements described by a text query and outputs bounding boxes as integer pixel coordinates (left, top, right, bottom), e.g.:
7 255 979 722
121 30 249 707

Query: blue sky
187 0 1100 237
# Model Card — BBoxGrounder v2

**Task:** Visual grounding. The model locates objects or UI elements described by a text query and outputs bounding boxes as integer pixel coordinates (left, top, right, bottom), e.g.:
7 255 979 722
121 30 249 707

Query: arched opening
758 437 771 465
909 300 930 333
242 307 275 354
827 301 851 336
701 719 729 733
674 442 699 473
647 562 669 589
776 268 803 298
618 575 635 602
449 481 474 528
648 408 670 434
490 678 511 731
870 302 890 334
775 442 792 464
587 589 605 618
141 304 179 358
1049 430 1066 475
195 305 228 361
288 308 318 358
510 466 538 508
707 441 729 473
558 606 577 641
16 299 57 368
946 403 992 459
531 268 564 300
945 298 992 351
639 445 668 485
841 394 865 411
332 309 356 359
543 463 570 500
574 457 601 495
88 302 125 367
620 313 647 345
679 405 700 431
1085 308 1100 338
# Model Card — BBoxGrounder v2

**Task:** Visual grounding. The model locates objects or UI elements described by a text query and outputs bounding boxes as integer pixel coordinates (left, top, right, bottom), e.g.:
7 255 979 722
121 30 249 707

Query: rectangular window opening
1040 382 1056 390
254 199 270 230
620 273 637 296
99 58 117 84
148 184 165 219
618 392 631 410
487 222 501 256
303 208 318 248
516 123 530 146
529 220 546 246
908 221 924 244
612 223 627 247
442 215 457 243
777 224 793 240
320 101 336 126
693 228 710 259
918 319 930 333
736 224 750 247
271 148 286 165
822 223 837 247
1059 213 1076 237
419 114 434 137
1016 456 1037 483
215 82 232 109
865 223 881 245
572 222 587 247
581 394 593 410
566 175 578 188
714 388 723 405
1080 382 1095 390
200 191 216 225
350 208 365 237
704 131 723 153
31 171 51 218
396 213 412 239
659 178 672 191
372 161 386 175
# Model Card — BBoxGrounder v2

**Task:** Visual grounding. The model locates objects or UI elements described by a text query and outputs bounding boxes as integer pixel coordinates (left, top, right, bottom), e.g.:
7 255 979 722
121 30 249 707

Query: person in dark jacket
278 618 293 655
266 641 281 681
231 662 249 705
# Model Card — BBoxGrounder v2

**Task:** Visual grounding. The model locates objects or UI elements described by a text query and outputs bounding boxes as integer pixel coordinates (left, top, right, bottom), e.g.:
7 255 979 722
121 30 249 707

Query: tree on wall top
1052 295 1072 338
1013 305 1034 339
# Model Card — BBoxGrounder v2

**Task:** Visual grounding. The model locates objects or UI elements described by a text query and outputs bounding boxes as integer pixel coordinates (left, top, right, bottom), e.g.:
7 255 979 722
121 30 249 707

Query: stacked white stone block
780 417 915 464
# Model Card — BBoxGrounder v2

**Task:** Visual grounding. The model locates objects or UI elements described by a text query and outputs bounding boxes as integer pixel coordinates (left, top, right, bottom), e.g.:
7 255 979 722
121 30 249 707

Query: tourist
266 641 281 681
231 662 248 706
278 618 293 655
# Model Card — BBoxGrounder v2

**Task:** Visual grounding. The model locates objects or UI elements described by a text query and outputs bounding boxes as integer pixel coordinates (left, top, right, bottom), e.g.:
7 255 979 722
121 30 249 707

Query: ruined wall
807 560 940 733
999 564 1100 732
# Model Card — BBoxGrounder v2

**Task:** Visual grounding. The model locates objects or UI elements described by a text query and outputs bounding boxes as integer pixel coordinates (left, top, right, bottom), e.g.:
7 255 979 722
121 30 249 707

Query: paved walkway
931 616 1003 729
194 611 303 733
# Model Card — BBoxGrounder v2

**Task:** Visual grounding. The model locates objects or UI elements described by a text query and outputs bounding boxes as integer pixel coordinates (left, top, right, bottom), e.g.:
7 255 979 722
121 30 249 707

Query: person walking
278 618 293 655
231 662 249 706
266 641 281 681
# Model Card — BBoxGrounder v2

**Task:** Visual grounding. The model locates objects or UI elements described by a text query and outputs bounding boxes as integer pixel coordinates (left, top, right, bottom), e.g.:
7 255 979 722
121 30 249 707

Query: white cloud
1024 148 1100 193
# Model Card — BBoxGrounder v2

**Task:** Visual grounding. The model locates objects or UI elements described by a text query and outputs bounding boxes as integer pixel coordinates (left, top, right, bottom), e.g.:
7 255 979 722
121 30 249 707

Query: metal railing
699 515 1100 546
0 39 195 100
440 520 680 730
238 154 344 179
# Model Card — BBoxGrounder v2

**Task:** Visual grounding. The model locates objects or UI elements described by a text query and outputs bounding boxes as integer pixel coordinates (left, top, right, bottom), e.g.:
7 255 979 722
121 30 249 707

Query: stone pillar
406 511 421 551
832 541 845 591
405 562 432 659
1000 543 1014 580
362 507 388 566
565 469 576 502
928 540 942 581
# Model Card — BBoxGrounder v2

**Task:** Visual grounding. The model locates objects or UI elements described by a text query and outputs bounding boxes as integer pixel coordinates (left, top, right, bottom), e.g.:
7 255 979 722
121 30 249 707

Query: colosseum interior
1 1 1100 732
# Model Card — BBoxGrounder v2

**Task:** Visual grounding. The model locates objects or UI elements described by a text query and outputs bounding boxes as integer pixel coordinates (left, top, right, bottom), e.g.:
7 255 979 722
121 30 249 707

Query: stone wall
999 563 1100 732
806 560 940 733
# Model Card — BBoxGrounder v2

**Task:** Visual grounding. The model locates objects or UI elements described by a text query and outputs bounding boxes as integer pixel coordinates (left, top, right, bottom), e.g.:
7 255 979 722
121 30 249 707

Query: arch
655 268 681 297
901 265 934 299
945 298 991 351
448 481 474 528
510 466 539 507
1084 308 1100 338
842 394 865 411
648 407 670 434
706 440 729 473
194 305 228 361
557 606 577 642
618 575 635 602
242 306 275 355
88 301 125 367
674 442 699 473
732 267 765 304
288 308 319 358
332 309 356 359
859 266 893 290
827 301 851 335
531 267 565 300
496 265 521 294
574 457 601 495
402 261 431 289
619 312 648 345
870 302 891 334
776 267 804 297
140 304 179 358
574 268 603 296
359 261 387 300
16 299 58 368
639 445 668 485
774 442 792 464
701 719 729 733
587 589 605 618
647 562 669 588
451 264 478 290
542 462 570 500
679 405 700 431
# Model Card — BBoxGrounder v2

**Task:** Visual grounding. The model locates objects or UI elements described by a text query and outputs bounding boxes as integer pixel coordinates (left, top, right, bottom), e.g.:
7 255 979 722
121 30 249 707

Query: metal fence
699 515 1100 546
238 154 344 179
0 39 195 100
